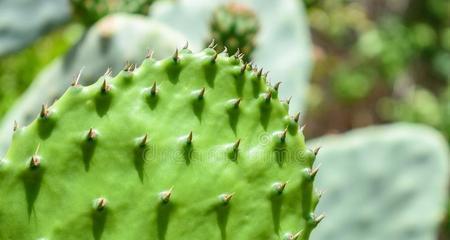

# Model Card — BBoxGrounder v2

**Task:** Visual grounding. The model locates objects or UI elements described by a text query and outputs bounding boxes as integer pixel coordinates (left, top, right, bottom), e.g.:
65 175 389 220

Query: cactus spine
0 46 321 239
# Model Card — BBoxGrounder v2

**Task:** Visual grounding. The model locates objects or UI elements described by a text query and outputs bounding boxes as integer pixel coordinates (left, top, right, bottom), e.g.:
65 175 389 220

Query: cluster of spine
206 3 260 61
70 0 154 26
0 43 322 239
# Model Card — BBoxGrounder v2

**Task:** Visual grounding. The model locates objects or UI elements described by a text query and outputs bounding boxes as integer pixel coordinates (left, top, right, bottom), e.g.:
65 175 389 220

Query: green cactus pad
0 47 320 239
0 14 186 156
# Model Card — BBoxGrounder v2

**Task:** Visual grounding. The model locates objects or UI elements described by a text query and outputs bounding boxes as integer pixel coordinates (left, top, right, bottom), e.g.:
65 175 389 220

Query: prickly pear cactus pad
206 3 260 61
0 14 186 157
0 47 322 240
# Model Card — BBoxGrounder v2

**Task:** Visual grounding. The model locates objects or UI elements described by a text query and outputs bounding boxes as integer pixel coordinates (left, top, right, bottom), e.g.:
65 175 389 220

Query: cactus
205 3 260 61
71 0 155 26
308 124 449 240
0 46 322 239
0 14 187 156
149 0 312 114
0 0 71 56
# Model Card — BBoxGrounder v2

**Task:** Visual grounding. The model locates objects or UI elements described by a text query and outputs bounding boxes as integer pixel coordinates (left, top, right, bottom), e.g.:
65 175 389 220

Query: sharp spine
286 96 292 105
208 39 216 48
280 128 288 142
103 67 112 77
30 155 40 169
13 120 18 132
232 139 241 152
240 64 247 74
313 146 321 156
293 112 301 123
150 82 157 96
197 88 205 99
222 46 228 55
232 98 241 108
186 131 193 145
257 68 263 79
211 52 218 63
183 41 189 49
40 104 49 118
140 134 148 147
123 61 130 71
274 81 282 91
71 67 85 86
29 144 41 169
127 63 136 72
314 214 325 225
234 48 241 58
145 49 154 59
87 128 97 141
101 80 111 93
273 181 287 194
299 124 306 132
173 48 179 62
95 197 107 211
285 231 303 240
264 91 272 103
219 193 234 204
160 187 173 203
310 165 321 178
317 190 324 199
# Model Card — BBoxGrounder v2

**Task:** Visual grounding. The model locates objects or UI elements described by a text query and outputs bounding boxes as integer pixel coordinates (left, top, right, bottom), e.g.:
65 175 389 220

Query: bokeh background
303 0 449 142
0 0 448 239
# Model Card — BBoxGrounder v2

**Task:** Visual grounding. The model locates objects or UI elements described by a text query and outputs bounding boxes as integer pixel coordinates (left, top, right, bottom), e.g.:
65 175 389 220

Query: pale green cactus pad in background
0 0 71 56
149 0 312 114
0 47 322 239
308 124 449 240
0 14 186 156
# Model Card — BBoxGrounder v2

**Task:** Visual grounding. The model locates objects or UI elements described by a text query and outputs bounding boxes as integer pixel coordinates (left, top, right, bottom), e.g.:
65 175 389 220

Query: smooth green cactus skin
308 124 449 240
206 3 259 61
71 0 155 26
0 48 320 239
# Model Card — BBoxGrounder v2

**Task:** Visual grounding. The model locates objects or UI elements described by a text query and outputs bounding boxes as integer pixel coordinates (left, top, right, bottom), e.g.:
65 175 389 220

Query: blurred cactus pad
309 124 449 240
206 3 260 61
0 47 323 239
71 0 155 26
0 0 71 56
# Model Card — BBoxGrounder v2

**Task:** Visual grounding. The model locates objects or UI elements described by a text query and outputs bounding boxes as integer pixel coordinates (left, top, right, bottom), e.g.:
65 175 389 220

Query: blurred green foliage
303 0 449 141
71 0 154 26
0 24 83 118
379 87 450 140
303 1 449 237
